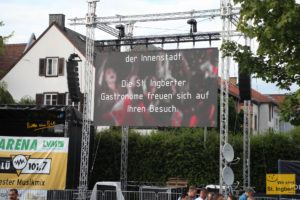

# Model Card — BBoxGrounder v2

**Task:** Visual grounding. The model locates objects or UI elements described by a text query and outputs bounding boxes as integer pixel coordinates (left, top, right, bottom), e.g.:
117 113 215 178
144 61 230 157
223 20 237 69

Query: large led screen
94 48 218 127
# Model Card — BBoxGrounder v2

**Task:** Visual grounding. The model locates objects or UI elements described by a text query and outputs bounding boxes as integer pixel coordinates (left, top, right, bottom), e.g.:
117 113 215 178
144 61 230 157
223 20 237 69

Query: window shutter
58 58 64 76
57 93 65 105
36 94 44 105
39 59 46 76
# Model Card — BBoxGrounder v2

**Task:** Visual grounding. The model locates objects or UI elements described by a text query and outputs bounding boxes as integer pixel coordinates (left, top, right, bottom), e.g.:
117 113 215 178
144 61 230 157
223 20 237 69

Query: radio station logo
0 154 52 177
12 155 30 176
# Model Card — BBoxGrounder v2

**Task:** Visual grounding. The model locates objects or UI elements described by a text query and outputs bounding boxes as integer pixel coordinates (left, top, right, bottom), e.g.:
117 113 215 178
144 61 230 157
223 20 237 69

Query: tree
0 21 13 54
0 82 14 104
279 90 300 126
1 21 13 76
217 95 243 134
18 95 36 104
221 0 300 124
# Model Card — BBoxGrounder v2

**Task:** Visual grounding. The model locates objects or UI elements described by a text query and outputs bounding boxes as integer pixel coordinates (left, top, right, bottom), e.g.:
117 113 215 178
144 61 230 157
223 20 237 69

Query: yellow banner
266 174 296 195
0 137 68 190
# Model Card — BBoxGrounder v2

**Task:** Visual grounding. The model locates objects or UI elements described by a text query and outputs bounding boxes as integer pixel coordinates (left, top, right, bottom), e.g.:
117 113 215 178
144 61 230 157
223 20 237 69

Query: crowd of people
7 187 255 200
179 186 255 200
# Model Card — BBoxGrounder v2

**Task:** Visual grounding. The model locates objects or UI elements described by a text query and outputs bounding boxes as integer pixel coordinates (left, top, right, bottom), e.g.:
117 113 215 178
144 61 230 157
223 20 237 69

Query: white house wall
252 103 259 134
3 25 95 119
280 121 294 133
258 103 278 134
273 107 280 132
258 104 269 133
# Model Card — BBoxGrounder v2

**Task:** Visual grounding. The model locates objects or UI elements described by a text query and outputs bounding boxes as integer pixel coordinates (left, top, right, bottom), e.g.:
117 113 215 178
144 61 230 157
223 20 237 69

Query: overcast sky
0 0 299 94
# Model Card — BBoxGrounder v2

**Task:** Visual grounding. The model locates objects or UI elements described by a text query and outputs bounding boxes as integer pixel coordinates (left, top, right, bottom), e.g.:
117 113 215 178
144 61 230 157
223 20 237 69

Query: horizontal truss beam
96 32 220 47
69 8 241 25
95 31 242 47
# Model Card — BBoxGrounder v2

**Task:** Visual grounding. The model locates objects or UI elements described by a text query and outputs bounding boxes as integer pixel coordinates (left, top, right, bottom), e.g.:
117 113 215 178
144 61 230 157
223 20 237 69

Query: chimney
49 14 65 29
230 77 237 85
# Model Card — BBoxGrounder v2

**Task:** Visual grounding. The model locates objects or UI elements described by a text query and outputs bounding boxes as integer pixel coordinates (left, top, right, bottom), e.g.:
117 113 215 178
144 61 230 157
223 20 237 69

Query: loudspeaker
67 53 82 102
238 45 251 101
239 67 251 101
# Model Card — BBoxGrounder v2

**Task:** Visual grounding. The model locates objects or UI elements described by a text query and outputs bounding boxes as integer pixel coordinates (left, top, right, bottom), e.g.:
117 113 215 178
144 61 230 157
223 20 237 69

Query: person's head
180 192 188 200
9 189 18 200
199 188 208 198
187 186 197 198
104 67 117 85
212 194 220 200
247 197 255 200
245 187 255 197
217 195 224 200
227 195 237 200
145 76 157 94
207 192 214 200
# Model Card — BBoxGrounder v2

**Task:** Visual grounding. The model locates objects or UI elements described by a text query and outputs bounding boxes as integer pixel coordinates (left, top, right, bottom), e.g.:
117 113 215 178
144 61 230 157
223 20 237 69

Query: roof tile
218 77 274 103
0 43 26 79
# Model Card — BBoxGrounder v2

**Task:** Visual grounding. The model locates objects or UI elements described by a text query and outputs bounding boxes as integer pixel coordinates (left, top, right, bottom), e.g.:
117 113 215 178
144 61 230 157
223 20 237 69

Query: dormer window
46 58 58 76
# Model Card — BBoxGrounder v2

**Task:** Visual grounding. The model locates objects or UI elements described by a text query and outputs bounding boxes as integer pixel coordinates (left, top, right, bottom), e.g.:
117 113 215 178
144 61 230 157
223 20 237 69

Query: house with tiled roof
1 14 117 117
268 94 295 132
226 78 282 134
1 14 94 113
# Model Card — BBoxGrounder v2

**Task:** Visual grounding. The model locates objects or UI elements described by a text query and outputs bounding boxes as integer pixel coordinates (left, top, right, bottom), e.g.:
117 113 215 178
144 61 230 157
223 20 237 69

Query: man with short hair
178 186 197 200
239 187 255 200
195 188 208 200
207 192 215 200
9 189 19 200
187 186 198 200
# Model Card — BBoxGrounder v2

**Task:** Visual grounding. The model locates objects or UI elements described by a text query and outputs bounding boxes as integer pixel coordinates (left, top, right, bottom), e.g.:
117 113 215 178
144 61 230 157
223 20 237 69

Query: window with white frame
46 58 58 76
66 93 80 110
44 94 58 105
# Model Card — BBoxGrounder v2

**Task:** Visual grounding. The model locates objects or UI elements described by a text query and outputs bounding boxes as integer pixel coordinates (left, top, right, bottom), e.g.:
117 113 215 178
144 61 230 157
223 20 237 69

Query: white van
90 182 125 200
90 181 185 200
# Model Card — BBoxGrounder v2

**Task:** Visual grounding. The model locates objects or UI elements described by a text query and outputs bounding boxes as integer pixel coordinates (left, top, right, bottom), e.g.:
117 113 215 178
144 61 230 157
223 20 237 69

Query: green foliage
88 128 300 193
217 95 243 134
0 81 14 104
221 0 300 128
18 95 36 105
222 0 300 90
279 89 300 125
0 21 13 55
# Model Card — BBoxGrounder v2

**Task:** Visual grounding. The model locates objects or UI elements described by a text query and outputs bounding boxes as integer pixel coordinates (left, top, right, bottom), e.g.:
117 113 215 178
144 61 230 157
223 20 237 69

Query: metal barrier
1 189 300 200
255 196 300 200
0 189 183 200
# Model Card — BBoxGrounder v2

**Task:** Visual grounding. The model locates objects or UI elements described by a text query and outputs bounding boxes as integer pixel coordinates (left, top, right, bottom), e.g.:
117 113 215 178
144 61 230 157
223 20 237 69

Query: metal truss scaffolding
96 32 223 48
219 0 233 197
70 8 240 25
120 24 134 194
78 0 98 199
121 126 129 193
69 2 242 199
243 100 251 189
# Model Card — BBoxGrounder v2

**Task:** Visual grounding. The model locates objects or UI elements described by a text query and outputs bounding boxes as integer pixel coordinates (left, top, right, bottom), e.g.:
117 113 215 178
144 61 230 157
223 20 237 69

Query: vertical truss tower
120 24 134 193
121 126 129 192
243 36 251 190
219 0 232 197
79 0 99 199
243 100 251 188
